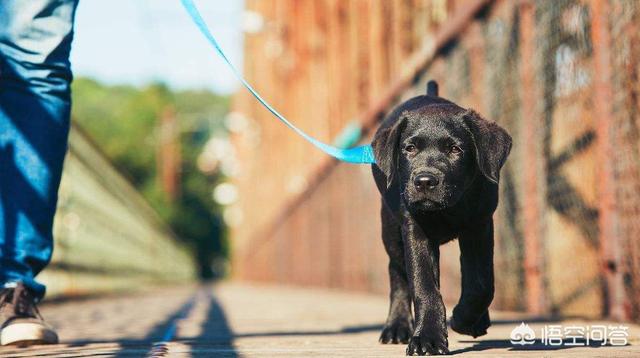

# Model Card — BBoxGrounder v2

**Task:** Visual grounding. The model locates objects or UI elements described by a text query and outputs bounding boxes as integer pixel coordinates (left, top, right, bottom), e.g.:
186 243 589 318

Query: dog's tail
426 80 439 97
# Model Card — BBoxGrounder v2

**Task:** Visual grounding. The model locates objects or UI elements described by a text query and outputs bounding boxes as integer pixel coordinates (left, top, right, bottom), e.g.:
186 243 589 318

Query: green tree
71 77 230 278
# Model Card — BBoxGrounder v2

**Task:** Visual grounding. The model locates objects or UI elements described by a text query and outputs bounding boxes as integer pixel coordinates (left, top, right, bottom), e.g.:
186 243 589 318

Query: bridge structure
2 283 639 357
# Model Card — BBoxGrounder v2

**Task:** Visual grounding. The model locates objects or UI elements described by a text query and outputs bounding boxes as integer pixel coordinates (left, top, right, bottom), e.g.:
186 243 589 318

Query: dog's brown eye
450 145 462 154
405 144 417 153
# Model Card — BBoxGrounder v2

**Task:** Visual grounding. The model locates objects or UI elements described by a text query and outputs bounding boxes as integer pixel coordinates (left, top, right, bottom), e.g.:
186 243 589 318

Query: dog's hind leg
379 203 413 345
451 220 495 338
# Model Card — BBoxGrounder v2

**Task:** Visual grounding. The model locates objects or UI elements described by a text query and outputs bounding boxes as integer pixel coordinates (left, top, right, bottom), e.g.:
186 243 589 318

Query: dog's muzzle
414 173 439 191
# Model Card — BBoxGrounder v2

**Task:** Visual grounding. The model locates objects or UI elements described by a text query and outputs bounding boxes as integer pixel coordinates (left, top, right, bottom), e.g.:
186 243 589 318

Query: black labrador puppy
371 81 512 355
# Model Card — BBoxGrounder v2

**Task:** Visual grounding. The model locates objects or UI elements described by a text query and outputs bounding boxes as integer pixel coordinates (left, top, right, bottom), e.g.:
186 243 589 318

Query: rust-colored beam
519 0 546 315
240 0 494 262
590 0 625 320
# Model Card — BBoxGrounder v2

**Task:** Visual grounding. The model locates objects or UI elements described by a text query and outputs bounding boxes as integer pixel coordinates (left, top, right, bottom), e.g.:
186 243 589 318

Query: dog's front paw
450 309 490 338
379 319 413 344
405 329 448 356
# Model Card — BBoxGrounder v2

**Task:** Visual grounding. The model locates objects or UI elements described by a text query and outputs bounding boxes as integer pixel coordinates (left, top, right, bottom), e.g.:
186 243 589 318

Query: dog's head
372 95 511 211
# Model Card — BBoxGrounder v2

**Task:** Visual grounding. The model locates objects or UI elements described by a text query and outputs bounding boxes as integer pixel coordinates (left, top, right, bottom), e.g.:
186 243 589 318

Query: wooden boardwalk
1 283 638 357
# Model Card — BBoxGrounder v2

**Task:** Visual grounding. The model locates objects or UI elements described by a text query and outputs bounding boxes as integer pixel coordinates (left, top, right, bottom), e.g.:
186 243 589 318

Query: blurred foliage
71 77 229 279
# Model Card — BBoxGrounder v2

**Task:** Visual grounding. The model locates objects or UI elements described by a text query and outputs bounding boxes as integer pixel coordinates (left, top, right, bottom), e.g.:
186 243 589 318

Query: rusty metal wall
608 0 640 321
231 0 640 322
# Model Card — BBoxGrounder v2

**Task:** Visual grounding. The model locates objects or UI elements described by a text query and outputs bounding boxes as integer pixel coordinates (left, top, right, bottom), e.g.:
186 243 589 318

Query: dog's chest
414 212 463 244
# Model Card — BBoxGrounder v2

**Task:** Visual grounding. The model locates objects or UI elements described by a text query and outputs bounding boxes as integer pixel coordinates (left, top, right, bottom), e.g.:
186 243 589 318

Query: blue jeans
0 0 79 299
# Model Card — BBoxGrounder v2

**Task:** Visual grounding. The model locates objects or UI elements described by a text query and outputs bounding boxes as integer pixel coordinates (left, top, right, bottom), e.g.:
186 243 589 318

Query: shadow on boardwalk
0 283 637 357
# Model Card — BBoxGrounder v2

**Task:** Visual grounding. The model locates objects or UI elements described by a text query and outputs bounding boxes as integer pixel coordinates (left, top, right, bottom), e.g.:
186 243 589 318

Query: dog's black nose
414 174 439 190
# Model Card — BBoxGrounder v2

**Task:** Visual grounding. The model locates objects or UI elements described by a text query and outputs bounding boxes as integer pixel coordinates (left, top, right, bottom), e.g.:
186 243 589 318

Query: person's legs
0 0 78 346
0 0 79 300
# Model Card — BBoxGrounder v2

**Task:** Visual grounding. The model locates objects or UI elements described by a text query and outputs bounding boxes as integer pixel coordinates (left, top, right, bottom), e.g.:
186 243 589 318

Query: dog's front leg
451 220 494 338
401 211 448 356
379 204 413 344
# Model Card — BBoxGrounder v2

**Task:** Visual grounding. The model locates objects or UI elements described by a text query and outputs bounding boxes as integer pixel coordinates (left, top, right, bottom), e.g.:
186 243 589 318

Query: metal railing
40 123 195 297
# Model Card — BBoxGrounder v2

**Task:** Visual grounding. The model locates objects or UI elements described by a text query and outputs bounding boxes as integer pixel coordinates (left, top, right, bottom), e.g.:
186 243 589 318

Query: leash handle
180 0 375 164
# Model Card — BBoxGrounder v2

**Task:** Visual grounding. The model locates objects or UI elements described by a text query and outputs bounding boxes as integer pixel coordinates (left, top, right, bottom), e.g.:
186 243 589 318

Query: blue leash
180 0 375 164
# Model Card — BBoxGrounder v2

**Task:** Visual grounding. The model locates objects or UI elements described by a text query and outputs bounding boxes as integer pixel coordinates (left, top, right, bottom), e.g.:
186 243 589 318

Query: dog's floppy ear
372 117 407 189
463 109 512 184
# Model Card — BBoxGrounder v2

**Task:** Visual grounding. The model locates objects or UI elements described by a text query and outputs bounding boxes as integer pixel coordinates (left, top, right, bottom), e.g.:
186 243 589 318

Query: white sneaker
0 282 58 346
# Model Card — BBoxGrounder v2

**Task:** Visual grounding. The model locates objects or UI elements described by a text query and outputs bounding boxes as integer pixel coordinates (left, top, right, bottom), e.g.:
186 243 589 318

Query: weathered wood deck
1 283 638 357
